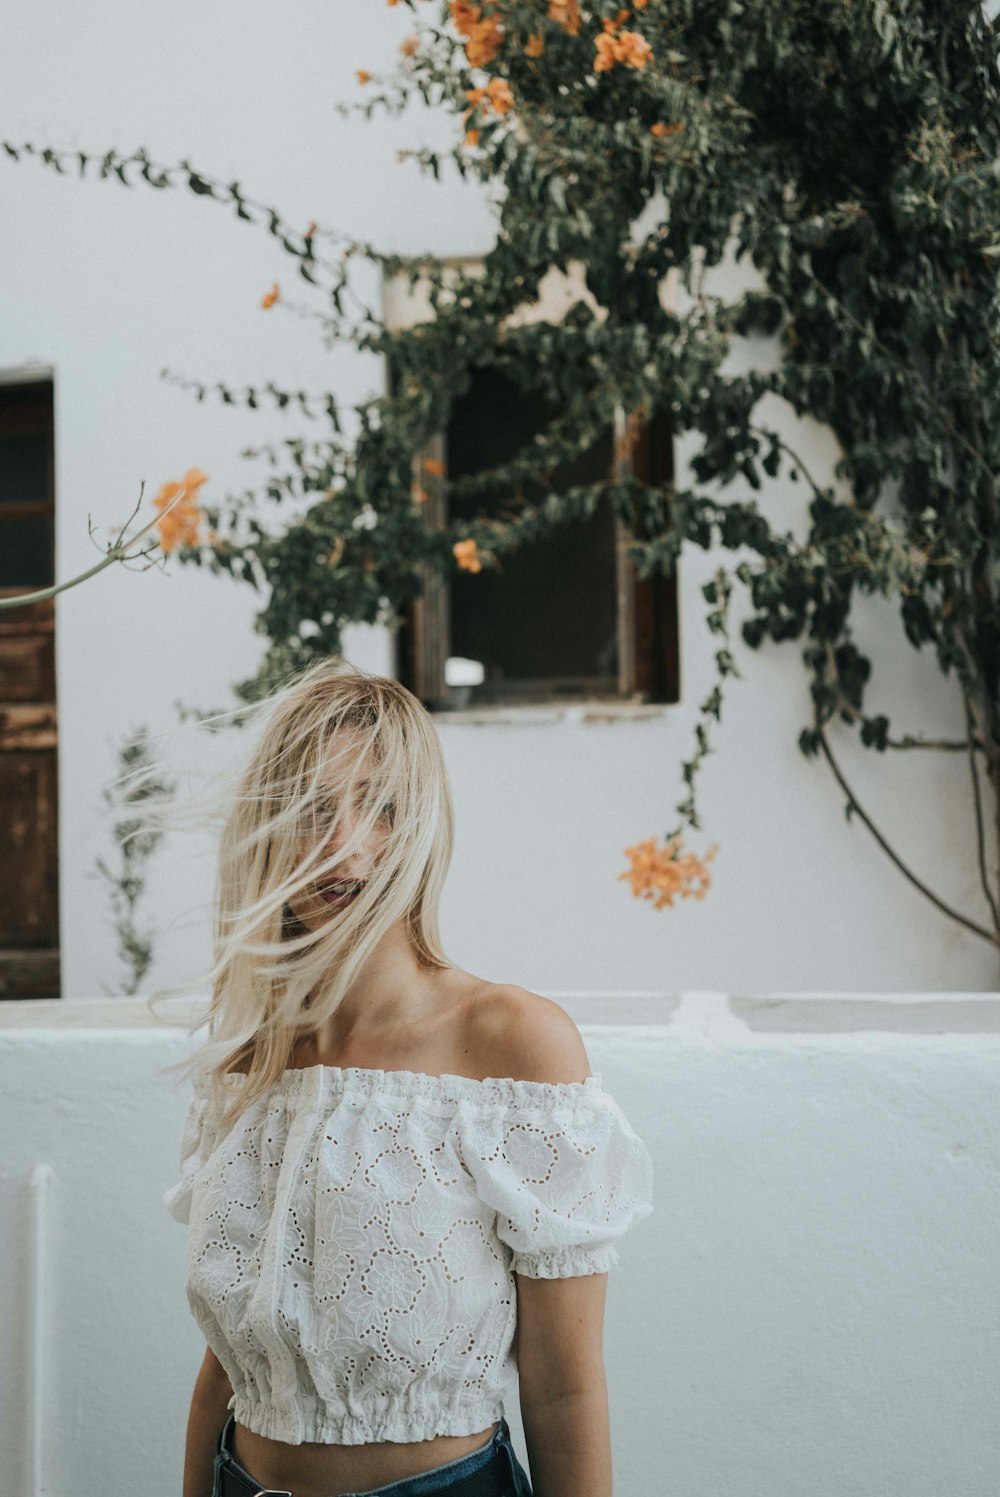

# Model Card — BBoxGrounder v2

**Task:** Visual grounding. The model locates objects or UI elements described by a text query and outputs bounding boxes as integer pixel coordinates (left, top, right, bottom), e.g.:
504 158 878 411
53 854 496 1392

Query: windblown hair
147 658 455 1131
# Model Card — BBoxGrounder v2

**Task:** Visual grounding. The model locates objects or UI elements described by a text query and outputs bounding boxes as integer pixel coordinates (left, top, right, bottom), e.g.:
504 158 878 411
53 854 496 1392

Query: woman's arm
182 1346 234 1497
516 1271 613 1497
474 989 616 1495
474 989 620 1494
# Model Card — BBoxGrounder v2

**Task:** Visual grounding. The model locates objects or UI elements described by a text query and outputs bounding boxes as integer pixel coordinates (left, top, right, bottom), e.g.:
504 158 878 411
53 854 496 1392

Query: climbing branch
815 714 996 945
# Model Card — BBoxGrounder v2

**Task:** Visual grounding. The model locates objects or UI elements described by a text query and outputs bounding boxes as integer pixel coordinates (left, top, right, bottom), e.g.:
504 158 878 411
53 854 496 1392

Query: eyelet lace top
163 1064 654 1445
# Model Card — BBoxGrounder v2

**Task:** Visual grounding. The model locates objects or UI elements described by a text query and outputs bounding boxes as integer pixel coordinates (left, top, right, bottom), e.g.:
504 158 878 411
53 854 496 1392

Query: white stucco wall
1 0 996 1011
1 994 998 1497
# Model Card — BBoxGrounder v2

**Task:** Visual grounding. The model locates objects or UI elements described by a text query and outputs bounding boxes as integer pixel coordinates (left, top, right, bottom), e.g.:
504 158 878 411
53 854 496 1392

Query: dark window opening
446 365 618 702
393 360 679 712
0 373 60 998
0 382 56 589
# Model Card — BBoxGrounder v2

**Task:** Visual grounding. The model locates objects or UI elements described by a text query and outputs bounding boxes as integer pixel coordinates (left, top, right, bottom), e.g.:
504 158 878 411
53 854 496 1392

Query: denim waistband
215 1412 529 1497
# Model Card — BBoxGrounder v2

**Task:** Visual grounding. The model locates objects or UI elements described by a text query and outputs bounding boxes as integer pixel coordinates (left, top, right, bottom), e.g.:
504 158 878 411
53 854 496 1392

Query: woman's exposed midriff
229 1420 501 1497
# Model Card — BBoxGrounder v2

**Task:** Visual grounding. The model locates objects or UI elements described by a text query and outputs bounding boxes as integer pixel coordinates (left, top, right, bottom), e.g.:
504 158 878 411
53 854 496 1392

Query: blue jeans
212 1413 533 1497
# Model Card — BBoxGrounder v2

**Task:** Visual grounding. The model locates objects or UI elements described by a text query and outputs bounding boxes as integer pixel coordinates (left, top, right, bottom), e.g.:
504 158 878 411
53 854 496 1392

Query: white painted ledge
1 993 998 1497
4 989 998 1033
428 701 673 726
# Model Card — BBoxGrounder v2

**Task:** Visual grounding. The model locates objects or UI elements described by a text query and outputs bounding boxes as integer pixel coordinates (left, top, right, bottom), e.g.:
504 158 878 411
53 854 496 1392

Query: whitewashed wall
1 994 998 1497
1 0 996 1008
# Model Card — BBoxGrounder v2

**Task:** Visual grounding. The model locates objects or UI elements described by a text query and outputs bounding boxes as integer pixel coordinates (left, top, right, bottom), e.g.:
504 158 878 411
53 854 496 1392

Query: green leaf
182 162 217 197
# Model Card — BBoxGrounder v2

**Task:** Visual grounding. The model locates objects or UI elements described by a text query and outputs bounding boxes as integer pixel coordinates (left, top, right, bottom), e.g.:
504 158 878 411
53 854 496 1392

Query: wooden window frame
396 400 679 713
384 260 679 712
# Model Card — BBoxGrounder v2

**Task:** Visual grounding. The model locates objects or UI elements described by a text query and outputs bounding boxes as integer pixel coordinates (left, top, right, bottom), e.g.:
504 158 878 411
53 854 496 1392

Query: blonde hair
147 658 455 1131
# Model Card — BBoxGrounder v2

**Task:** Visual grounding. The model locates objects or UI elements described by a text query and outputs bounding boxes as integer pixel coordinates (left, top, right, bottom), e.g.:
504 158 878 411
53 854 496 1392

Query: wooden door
0 378 60 998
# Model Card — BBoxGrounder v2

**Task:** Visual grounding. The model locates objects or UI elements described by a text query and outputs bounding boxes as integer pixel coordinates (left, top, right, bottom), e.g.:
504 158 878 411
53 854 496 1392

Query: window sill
429 700 673 726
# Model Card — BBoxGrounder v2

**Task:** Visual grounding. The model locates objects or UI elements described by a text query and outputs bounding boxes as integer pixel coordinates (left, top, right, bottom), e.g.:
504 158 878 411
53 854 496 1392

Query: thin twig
965 691 1000 933
888 734 979 751
815 717 996 945
0 482 185 609
829 691 982 753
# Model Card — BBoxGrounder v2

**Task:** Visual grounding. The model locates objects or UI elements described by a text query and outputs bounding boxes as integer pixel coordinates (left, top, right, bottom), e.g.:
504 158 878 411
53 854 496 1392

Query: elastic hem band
229 1393 507 1447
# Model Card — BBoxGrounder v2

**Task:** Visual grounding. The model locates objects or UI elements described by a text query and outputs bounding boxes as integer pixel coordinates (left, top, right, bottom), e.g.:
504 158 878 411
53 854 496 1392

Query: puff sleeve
162 1073 220 1226
458 1075 654 1279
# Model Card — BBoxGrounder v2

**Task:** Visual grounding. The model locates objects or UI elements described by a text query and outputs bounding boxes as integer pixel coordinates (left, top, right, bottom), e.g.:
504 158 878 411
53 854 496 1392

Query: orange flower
422 457 445 476
400 34 419 55
525 32 545 56
261 282 280 308
466 77 514 118
618 835 719 910
486 76 514 113
356 68 371 84
465 128 480 146
412 485 429 505
449 0 503 63
594 26 652 71
594 34 616 70
617 29 652 66
601 8 631 31
548 0 581 35
153 467 209 553
450 0 480 36
465 16 503 66
453 538 482 572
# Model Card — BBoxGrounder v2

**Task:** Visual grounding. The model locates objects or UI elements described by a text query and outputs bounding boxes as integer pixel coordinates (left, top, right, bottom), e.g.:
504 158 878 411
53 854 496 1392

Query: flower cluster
369 0 653 99
619 835 718 909
153 468 209 553
451 0 653 78
464 73 515 140
594 9 653 72
465 76 515 117
450 0 503 68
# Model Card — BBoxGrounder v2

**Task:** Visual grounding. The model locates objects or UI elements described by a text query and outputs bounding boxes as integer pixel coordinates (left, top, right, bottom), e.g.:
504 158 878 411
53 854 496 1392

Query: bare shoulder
467 982 593 1086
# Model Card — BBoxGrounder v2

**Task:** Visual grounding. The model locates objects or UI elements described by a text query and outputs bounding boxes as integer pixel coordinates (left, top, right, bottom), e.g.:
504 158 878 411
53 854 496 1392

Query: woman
161 659 654 1497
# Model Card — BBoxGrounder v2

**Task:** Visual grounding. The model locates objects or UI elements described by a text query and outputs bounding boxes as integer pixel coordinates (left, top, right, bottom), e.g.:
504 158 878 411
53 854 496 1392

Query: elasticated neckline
216 1063 605 1111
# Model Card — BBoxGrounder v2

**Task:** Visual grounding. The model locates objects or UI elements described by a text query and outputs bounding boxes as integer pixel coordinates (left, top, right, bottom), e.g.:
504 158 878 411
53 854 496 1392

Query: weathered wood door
0 377 60 998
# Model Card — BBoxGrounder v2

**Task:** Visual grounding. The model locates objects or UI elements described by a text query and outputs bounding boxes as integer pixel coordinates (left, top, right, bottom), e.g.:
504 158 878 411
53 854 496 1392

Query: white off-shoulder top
163 1064 654 1446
